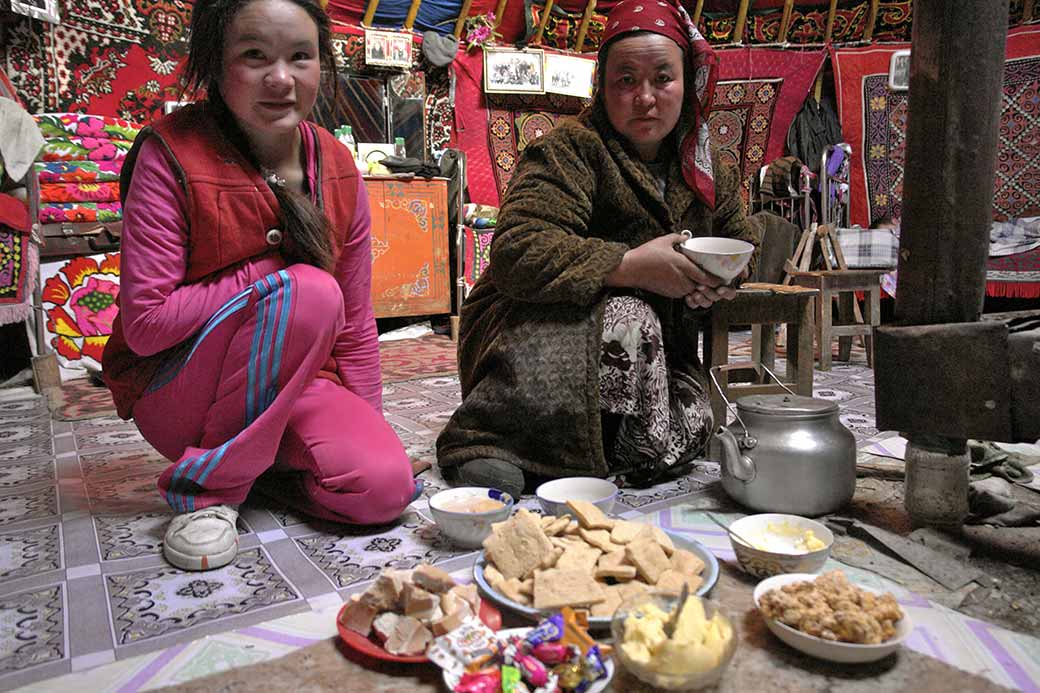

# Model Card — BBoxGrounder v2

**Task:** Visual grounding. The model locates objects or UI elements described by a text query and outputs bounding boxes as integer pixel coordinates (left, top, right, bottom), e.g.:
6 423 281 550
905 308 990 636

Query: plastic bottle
339 125 357 159
394 136 406 158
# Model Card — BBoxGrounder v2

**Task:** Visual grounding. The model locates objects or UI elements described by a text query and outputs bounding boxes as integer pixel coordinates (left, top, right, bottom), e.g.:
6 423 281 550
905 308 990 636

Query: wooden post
733 0 750 44
863 0 880 41
453 0 474 38
493 0 509 27
778 0 795 42
362 0 379 26
896 0 1010 325
532 0 555 45
403 0 423 31
1025 0 1035 22
823 0 838 42
692 0 704 26
574 0 597 53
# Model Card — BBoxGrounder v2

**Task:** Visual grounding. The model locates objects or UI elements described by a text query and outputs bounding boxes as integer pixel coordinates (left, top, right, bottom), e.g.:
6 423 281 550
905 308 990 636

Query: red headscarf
599 0 718 208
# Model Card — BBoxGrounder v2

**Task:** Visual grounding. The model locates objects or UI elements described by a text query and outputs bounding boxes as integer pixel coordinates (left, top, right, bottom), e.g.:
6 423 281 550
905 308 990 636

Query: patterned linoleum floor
0 332 879 689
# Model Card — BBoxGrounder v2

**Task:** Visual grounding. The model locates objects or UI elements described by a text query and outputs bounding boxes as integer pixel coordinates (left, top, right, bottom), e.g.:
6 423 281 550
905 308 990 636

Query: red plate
337 597 502 664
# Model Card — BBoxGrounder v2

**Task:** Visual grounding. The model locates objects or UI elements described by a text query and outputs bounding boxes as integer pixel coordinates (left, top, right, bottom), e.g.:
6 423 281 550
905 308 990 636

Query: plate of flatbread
472 503 719 628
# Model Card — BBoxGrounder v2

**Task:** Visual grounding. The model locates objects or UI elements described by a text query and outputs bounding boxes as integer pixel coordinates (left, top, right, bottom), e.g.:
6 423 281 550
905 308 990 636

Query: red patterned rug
833 26 1040 228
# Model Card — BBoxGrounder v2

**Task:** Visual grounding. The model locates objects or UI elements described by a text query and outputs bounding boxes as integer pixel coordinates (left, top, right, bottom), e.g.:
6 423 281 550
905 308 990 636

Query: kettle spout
716 425 756 482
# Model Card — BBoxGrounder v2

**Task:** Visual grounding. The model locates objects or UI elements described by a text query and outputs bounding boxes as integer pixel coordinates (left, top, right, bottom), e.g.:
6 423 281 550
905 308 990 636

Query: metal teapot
710 365 856 517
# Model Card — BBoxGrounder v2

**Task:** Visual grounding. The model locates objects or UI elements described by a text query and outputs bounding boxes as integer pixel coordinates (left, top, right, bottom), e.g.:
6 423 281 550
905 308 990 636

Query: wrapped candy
523 613 564 647
454 668 501 693
575 645 608 693
513 652 549 687
553 662 585 690
501 665 522 693
531 642 571 666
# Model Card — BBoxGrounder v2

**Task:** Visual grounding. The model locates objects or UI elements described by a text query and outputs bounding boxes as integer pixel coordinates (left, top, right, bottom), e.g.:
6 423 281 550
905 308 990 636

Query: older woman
436 0 760 498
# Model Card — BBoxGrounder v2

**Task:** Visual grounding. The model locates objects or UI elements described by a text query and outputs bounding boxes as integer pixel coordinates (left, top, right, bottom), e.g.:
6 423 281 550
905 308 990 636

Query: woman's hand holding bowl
607 234 736 307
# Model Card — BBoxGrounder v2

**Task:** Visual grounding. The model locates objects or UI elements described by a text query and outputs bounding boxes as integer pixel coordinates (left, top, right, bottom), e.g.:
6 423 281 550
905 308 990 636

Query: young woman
436 0 760 498
104 0 416 571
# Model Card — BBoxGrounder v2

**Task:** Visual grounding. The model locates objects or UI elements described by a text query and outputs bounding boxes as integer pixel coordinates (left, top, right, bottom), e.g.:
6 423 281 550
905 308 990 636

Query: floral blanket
39 202 122 224
39 137 134 162
35 160 123 183
40 182 120 203
41 253 120 371
35 113 141 141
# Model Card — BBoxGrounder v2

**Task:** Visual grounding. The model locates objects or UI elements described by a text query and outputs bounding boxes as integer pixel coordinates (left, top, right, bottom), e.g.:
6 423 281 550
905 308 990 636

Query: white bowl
428 487 514 549
679 236 755 283
535 477 617 518
753 573 913 663
727 513 834 578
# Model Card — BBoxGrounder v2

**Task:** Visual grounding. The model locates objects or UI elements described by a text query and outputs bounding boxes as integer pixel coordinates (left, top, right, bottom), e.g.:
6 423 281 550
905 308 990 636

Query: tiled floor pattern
0 332 881 689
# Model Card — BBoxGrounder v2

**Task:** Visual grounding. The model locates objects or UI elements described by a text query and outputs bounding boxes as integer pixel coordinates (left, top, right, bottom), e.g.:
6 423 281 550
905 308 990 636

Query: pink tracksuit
119 135 414 525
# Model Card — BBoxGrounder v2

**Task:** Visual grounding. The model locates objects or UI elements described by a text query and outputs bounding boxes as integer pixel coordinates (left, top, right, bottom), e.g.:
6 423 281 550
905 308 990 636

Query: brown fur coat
436 106 759 477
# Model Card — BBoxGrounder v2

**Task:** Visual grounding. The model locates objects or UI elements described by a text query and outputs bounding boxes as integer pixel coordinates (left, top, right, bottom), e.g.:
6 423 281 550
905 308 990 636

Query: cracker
617 580 650 602
540 546 564 569
656 569 703 593
590 585 623 618
545 516 572 536
625 538 671 584
563 520 582 535
609 521 644 544
483 508 554 580
501 577 528 604
597 549 628 572
670 548 705 576
579 527 622 553
533 568 606 610
566 500 614 530
556 542 602 572
595 565 637 581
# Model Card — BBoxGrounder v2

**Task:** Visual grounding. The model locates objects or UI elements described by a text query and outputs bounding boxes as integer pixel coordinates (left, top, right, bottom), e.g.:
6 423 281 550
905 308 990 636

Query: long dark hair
181 0 339 272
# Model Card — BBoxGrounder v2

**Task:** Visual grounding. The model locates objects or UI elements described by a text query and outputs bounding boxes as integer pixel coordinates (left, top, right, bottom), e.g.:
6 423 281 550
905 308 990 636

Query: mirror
388 72 427 160
312 70 428 160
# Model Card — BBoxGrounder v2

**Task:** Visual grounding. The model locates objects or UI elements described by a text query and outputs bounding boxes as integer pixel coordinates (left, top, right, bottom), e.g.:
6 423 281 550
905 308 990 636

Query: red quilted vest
102 104 359 419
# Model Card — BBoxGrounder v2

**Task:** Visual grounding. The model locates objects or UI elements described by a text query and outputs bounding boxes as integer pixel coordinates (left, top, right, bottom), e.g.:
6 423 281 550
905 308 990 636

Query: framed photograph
365 29 413 68
544 53 597 99
888 49 910 91
9 0 60 23
483 48 545 94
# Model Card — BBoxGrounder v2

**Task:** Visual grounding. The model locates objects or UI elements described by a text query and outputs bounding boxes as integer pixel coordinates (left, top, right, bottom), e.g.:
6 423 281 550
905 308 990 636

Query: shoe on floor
457 458 525 500
163 504 239 571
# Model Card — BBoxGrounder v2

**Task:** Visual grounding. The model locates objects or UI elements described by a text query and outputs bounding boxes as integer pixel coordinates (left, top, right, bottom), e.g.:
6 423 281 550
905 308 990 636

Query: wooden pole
733 0 750 44
362 0 379 26
823 0 838 43
1025 0 1035 22
493 0 509 27
403 0 423 31
453 0 474 38
778 0 795 43
692 0 704 26
532 0 555 45
574 0 597 53
863 0 880 42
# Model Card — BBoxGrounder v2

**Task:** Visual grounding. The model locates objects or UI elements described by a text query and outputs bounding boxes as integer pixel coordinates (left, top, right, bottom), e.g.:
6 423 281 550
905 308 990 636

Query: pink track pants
132 265 415 525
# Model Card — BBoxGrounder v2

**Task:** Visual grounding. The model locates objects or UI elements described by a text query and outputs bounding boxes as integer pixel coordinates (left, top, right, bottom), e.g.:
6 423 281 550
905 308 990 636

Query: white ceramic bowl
727 513 833 578
679 237 755 283
428 487 514 549
611 591 738 690
753 573 913 663
535 477 617 518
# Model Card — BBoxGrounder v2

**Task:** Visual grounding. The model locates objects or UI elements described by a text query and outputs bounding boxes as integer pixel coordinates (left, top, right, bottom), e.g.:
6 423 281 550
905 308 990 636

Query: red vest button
265 228 283 245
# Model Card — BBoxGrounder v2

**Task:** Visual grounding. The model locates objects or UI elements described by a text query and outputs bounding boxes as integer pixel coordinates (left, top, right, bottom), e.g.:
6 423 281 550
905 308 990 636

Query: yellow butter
621 599 732 676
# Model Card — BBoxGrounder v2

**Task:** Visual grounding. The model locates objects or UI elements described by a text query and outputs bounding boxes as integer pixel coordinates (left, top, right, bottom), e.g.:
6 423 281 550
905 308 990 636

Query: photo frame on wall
544 53 597 99
483 48 546 94
888 49 910 91
9 0 60 23
365 29 413 68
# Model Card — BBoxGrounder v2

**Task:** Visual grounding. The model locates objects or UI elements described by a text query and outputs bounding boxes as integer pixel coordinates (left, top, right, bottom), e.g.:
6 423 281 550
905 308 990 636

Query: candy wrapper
427 617 501 678
432 611 610 693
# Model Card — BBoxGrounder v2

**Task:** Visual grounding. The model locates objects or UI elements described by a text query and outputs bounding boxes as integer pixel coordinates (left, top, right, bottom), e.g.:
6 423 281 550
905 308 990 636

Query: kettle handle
708 362 795 446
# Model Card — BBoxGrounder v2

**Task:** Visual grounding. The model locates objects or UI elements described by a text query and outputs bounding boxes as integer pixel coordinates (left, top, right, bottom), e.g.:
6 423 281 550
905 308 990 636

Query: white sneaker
163 504 239 571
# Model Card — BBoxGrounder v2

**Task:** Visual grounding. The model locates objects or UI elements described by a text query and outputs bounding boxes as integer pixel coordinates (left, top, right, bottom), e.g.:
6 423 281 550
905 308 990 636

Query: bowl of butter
727 513 833 578
611 590 737 690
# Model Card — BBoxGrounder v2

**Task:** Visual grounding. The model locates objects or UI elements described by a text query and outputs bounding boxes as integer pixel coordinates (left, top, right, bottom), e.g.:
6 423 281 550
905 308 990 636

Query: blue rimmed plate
473 528 719 629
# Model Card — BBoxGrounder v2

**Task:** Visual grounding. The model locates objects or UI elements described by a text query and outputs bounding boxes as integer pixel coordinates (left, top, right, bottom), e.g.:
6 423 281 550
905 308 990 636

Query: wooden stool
790 269 886 370
704 284 818 425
